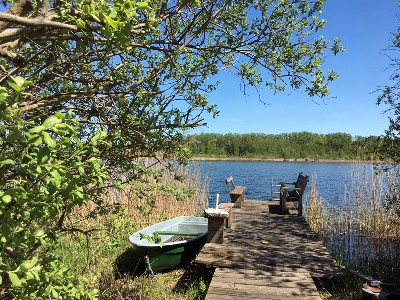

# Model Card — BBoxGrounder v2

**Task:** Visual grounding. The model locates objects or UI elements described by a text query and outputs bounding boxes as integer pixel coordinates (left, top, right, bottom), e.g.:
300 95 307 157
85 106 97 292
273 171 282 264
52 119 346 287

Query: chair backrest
295 173 309 191
225 176 235 193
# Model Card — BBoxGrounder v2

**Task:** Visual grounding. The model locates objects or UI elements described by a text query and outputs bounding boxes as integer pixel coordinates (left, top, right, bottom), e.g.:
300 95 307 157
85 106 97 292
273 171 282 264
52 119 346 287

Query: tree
377 23 400 163
0 0 342 297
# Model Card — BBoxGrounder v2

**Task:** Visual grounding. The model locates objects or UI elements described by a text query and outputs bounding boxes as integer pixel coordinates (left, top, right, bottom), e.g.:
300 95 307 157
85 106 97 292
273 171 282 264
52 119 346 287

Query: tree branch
0 12 77 31
0 0 33 30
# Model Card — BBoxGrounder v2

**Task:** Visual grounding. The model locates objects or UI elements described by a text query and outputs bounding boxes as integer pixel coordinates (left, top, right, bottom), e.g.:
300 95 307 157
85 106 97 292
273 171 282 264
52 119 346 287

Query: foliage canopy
377 22 400 163
0 0 342 298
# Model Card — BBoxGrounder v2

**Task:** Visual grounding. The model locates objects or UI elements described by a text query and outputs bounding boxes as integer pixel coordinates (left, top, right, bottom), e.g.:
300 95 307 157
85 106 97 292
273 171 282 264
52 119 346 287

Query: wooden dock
195 200 342 299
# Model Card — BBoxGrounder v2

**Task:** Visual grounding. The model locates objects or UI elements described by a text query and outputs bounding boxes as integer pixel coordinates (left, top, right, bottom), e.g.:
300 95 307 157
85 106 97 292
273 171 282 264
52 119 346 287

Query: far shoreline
190 156 375 163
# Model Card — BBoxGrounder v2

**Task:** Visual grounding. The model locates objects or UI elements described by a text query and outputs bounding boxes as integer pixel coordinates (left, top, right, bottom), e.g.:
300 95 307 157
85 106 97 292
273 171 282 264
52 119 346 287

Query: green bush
0 77 108 299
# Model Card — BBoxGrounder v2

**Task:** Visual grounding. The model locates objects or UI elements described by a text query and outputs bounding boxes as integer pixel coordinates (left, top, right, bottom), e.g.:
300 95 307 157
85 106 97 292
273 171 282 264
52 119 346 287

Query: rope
144 255 155 278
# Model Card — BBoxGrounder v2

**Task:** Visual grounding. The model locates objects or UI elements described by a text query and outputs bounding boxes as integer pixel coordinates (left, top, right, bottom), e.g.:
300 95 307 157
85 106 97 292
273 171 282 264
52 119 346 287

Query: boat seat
154 231 201 236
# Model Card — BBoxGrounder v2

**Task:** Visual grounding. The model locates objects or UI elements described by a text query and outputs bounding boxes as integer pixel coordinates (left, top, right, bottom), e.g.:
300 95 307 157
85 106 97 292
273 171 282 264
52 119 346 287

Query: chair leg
298 198 303 216
280 192 287 214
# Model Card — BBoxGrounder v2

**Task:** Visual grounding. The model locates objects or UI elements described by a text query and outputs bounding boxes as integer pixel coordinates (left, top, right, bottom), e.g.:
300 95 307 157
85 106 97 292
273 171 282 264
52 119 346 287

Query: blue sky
192 0 399 137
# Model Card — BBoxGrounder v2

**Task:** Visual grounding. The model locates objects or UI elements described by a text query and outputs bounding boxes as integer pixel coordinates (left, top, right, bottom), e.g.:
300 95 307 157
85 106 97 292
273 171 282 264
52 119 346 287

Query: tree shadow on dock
267 201 281 214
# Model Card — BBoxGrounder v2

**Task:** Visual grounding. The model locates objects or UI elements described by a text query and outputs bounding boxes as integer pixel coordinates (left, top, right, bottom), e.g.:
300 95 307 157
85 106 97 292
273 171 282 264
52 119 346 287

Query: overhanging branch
0 12 77 31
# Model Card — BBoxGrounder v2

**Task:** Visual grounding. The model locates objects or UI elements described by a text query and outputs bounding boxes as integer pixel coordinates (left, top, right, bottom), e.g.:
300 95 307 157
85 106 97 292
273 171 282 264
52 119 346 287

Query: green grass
98 264 212 300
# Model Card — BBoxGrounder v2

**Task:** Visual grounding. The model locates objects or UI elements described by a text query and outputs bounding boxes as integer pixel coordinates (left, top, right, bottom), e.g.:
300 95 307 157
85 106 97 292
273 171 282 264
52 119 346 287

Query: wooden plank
206 288 321 300
196 256 341 277
208 283 319 296
212 268 319 289
231 186 245 195
206 267 321 300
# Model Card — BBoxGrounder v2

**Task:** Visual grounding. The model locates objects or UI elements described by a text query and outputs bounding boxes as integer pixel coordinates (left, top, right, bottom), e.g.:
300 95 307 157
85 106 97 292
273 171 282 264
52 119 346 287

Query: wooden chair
279 172 309 216
225 176 245 208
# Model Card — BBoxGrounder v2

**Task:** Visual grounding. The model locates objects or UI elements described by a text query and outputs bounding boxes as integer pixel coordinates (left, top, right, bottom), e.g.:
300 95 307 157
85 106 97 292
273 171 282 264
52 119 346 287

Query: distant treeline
186 132 379 160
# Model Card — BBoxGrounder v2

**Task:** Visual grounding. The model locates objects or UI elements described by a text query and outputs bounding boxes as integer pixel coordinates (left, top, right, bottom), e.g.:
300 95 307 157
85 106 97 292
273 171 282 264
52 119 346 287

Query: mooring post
204 208 229 244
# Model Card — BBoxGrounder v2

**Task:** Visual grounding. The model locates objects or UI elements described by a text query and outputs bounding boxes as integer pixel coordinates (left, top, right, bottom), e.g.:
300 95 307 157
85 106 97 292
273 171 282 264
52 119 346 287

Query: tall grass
53 161 209 299
305 163 400 284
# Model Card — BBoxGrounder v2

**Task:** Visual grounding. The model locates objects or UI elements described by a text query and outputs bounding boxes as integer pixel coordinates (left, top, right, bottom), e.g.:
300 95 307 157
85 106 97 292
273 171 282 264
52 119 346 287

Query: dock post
204 209 229 244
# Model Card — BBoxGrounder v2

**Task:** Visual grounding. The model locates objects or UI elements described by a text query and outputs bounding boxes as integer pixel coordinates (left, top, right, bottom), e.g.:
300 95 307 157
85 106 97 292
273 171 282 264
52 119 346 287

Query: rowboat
128 216 208 272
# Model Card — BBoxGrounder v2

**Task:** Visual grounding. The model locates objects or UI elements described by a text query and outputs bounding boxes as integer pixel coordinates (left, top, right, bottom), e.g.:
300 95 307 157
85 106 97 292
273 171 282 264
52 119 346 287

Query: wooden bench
225 176 245 208
280 172 309 216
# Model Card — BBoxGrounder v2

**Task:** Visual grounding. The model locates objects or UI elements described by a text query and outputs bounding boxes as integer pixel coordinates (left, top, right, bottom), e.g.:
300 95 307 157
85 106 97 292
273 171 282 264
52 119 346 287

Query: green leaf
2 195 12 203
8 272 21 287
0 92 8 101
37 147 51 164
19 258 39 275
30 125 45 133
9 83 21 92
73 136 83 148
11 76 25 87
22 210 30 221
29 135 43 146
34 229 45 238
91 130 107 145
43 132 57 148
64 124 77 134
19 260 33 272
49 170 61 187
9 76 30 92
104 15 120 30
74 190 84 200
50 170 61 180
6 129 21 142
51 288 59 298
22 80 32 87
90 13 101 23
0 159 14 166
55 111 66 120
42 116 62 129
78 166 85 175
36 165 42 173
136 2 149 9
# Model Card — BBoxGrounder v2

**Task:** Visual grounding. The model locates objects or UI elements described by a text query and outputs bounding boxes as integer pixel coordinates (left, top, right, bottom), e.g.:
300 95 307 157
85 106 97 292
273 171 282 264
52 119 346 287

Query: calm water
193 160 357 207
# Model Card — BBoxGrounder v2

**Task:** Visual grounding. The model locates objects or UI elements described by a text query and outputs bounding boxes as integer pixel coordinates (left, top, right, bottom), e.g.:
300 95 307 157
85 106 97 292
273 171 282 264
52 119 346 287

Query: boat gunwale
128 216 208 248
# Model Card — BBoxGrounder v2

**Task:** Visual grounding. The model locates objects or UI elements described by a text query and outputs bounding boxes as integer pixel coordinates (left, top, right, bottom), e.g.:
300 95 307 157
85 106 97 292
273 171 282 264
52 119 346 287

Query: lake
192 160 360 207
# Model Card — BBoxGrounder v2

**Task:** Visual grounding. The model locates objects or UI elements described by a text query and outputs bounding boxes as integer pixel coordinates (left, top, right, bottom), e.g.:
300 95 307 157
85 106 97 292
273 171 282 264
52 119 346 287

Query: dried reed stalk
68 161 209 231
305 163 400 281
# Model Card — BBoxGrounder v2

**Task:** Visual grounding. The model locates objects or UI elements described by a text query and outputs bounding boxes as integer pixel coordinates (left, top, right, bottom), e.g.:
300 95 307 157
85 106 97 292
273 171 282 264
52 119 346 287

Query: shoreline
190 156 374 163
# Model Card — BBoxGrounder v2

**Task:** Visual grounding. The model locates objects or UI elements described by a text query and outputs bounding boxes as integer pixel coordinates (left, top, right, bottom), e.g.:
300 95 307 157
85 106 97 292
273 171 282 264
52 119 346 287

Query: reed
305 163 400 285
103 161 209 227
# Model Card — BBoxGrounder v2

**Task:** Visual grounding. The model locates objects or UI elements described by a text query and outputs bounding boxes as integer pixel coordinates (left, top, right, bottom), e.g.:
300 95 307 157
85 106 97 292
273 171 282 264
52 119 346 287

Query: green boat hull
133 233 207 272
